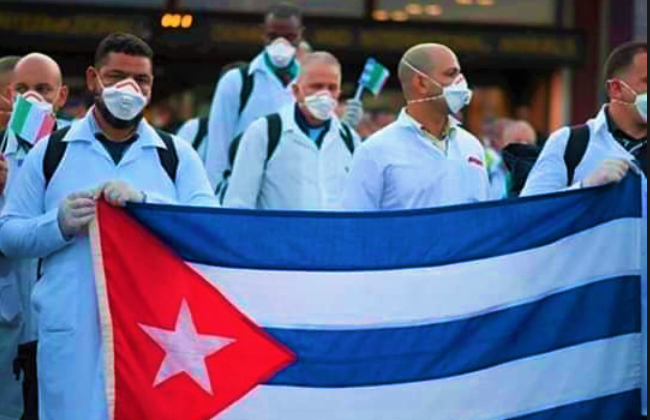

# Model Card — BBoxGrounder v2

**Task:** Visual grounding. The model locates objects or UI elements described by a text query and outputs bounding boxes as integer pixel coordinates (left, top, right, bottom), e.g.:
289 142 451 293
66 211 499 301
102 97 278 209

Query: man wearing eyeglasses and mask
343 43 489 211
0 33 215 420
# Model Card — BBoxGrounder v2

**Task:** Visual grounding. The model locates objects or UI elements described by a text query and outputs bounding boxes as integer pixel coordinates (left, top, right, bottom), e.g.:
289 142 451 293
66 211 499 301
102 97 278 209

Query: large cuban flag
91 176 646 420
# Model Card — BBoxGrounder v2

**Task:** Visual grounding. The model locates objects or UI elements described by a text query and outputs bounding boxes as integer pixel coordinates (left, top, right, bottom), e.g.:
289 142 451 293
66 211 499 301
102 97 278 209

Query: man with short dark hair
522 41 647 419
205 4 305 190
523 42 647 195
0 33 215 420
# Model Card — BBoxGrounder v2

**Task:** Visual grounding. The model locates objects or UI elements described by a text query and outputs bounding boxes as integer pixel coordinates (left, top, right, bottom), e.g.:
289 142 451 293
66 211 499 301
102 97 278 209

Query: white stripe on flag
21 106 48 143
193 219 641 328
217 335 642 420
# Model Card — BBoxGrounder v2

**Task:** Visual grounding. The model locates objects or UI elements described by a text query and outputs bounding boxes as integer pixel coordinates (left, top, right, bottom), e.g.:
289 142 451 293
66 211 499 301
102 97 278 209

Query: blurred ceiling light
425 5 444 16
406 3 425 15
456 0 474 5
478 0 496 5
181 14 193 28
373 10 390 21
391 10 410 21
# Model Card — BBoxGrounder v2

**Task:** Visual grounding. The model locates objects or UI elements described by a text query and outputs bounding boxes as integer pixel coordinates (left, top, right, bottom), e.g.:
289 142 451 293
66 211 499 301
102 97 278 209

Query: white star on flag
140 299 236 395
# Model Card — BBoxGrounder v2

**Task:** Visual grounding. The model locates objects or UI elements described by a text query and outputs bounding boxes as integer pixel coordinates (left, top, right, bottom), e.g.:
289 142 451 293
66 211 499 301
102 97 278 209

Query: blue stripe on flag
264 277 640 388
507 390 641 420
127 176 642 271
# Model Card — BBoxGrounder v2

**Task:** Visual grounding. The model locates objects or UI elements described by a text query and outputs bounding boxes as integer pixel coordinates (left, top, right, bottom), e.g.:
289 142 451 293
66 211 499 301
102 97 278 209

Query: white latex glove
97 180 145 208
58 191 96 240
583 159 631 188
341 99 364 128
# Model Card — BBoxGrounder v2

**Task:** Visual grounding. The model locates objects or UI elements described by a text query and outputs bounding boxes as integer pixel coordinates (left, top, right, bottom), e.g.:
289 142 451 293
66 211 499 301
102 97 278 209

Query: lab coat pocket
32 271 77 333
0 282 22 325
38 330 76 417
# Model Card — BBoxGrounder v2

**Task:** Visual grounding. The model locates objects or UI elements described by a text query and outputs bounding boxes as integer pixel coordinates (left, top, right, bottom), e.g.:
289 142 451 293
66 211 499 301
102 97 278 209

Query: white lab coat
0 118 71 420
522 107 648 415
342 109 490 211
224 104 361 211
176 117 208 164
0 110 217 420
205 52 297 189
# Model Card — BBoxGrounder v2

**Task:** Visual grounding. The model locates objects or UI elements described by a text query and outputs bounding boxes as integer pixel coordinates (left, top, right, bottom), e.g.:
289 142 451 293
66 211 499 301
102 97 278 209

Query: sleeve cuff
40 208 75 249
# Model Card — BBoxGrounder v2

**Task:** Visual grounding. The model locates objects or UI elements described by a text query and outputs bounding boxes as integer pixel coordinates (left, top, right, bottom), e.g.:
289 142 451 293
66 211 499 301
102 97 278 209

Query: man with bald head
343 44 489 211
0 52 69 420
224 51 360 210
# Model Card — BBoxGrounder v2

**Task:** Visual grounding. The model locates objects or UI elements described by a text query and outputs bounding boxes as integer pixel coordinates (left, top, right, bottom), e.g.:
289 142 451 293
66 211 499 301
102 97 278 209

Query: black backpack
191 116 209 152
238 65 255 117
502 125 591 197
216 114 357 204
43 126 180 188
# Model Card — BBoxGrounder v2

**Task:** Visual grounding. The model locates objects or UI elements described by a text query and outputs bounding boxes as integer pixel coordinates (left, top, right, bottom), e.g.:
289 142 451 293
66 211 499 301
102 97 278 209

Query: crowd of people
0 3 646 420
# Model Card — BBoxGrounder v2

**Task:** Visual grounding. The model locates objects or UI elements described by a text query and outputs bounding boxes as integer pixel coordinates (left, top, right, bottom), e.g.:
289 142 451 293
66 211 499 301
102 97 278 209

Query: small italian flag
358 58 391 97
9 95 57 145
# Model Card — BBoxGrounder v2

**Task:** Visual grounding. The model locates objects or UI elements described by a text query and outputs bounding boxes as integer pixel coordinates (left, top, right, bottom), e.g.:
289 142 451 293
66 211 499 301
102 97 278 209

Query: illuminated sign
161 13 194 29
210 22 584 63
0 5 585 66
0 11 149 38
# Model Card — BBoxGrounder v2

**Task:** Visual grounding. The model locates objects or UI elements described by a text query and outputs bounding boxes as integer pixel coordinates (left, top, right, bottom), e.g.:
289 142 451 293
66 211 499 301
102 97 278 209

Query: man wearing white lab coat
205 4 305 190
0 53 70 420
224 52 360 211
522 41 647 418
0 34 216 420
343 44 489 211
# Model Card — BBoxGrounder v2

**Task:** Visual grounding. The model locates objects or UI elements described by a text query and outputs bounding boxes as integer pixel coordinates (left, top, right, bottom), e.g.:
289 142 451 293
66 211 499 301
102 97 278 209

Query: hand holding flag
355 58 391 100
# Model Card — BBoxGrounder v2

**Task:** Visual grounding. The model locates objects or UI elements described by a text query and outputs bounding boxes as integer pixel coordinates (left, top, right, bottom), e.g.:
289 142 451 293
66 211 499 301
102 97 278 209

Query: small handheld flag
355 58 391 100
8 94 57 146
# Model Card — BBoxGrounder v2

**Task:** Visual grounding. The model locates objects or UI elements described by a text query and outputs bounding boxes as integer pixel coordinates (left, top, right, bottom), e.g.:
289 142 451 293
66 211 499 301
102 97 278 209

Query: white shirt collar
64 108 165 149
398 109 460 137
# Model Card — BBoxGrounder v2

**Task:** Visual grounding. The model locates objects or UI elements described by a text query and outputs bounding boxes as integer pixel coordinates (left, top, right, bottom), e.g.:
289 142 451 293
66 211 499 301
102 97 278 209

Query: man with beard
0 33 216 420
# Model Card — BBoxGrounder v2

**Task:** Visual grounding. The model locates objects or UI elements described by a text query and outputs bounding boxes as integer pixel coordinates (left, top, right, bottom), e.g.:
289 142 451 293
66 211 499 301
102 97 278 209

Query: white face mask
22 91 54 115
266 38 297 69
402 60 473 114
99 78 148 122
637 93 648 123
304 91 338 121
613 80 648 123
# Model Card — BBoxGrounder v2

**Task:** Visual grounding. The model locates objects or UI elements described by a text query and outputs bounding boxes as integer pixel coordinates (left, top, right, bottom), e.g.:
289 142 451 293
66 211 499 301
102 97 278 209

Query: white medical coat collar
592 106 610 136
280 103 343 138
63 108 166 150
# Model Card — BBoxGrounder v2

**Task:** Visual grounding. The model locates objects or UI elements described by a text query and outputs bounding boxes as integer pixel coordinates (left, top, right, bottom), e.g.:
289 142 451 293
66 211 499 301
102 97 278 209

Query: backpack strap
564 124 591 186
192 117 209 151
43 126 72 188
155 129 179 183
238 65 255 117
265 113 283 164
339 123 356 155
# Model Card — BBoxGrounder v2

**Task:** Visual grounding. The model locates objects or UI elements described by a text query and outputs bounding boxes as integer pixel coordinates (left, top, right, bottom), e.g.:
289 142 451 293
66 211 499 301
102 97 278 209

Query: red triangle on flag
93 202 297 420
